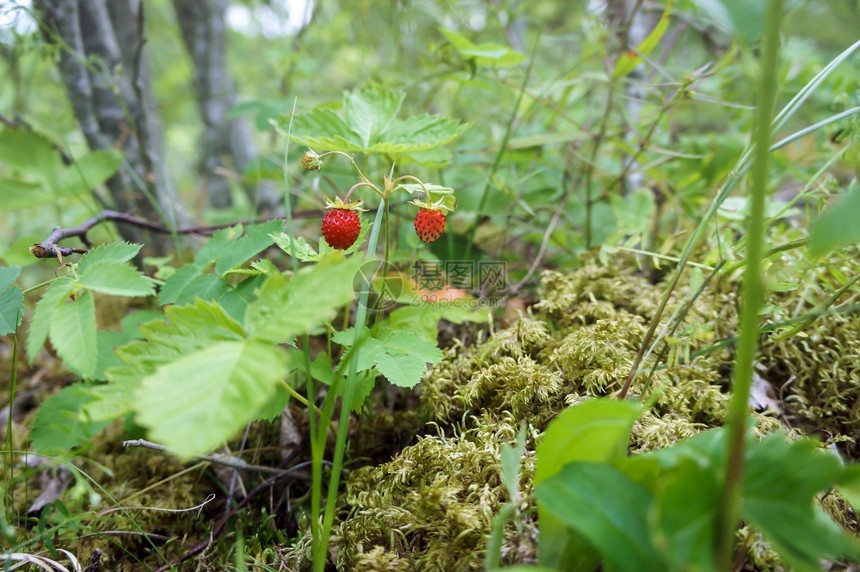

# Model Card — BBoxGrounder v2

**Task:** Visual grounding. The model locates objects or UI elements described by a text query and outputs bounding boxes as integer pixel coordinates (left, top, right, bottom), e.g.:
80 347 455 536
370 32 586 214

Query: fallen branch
29 209 313 260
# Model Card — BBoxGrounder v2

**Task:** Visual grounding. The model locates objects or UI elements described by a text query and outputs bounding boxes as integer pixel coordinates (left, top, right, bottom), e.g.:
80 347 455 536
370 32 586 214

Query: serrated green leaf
371 328 443 388
134 340 290 458
214 220 282 275
286 84 467 155
345 83 404 148
56 149 122 198
78 261 155 297
49 290 98 378
289 107 356 149
333 327 443 388
27 277 76 363
77 242 142 275
245 256 362 344
537 463 665 572
271 232 320 262
30 384 110 453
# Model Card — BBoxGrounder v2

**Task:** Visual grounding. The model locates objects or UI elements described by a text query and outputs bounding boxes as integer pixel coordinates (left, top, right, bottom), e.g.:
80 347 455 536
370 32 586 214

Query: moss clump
761 313 860 458
334 413 536 571
335 255 744 568
331 253 854 569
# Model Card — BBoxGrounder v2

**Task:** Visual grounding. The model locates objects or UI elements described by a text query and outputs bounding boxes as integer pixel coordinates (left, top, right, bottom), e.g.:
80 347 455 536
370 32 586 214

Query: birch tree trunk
33 0 182 256
172 0 280 211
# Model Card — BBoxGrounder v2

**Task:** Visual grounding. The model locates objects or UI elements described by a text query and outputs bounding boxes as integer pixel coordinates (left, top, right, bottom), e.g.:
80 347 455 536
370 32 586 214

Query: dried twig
29 209 314 260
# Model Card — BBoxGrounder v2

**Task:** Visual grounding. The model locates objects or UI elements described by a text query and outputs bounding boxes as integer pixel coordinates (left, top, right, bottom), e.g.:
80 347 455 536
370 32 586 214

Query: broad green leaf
537 462 665 572
0 284 23 335
613 0 673 78
0 265 20 291
0 128 59 184
76 242 142 275
80 373 141 421
95 329 136 380
690 0 766 44
345 83 404 148
0 179 52 209
159 264 203 305
742 434 860 569
0 265 23 335
535 398 642 486
27 277 76 363
439 28 525 67
364 114 468 154
535 399 642 571
286 84 467 156
134 340 290 458
653 460 720 572
78 261 155 297
213 220 282 275
194 226 236 268
809 185 860 256
84 301 243 422
172 274 230 306
245 256 362 344
289 108 355 150
837 465 860 510
271 232 320 262
30 384 110 453
56 149 122 198
49 290 98 378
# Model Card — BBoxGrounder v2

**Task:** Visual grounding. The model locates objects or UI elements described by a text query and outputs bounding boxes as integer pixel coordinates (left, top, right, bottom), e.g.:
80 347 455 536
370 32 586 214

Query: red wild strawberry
414 208 446 243
322 208 361 250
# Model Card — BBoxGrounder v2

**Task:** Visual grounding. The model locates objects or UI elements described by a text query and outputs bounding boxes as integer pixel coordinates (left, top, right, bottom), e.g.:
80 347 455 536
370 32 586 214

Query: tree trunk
33 0 181 257
171 0 279 212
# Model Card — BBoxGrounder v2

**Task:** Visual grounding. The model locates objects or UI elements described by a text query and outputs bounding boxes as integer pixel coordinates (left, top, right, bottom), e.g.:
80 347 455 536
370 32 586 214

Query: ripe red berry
322 208 361 250
414 208 446 243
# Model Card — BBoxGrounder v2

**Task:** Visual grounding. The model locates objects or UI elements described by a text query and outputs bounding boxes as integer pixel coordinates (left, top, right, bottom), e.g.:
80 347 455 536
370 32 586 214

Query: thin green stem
277 379 322 418
619 25 854 400
313 205 386 572
280 101 324 561
716 1 784 568
464 34 539 260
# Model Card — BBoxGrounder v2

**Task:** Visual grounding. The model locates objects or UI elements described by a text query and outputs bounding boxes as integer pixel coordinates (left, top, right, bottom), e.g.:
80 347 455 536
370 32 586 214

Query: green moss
333 412 537 571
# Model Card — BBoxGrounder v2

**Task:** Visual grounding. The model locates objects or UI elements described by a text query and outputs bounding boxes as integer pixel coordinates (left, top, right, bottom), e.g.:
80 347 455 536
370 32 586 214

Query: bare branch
29 210 314 260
